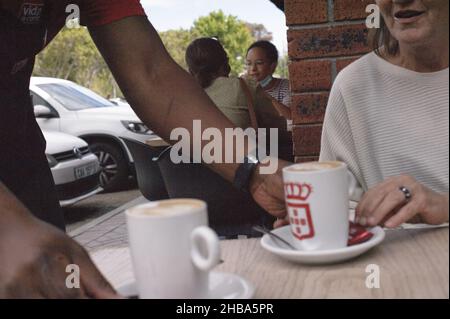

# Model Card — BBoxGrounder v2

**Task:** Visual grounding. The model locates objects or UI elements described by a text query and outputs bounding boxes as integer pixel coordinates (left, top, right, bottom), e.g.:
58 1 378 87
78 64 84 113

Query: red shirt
80 0 146 27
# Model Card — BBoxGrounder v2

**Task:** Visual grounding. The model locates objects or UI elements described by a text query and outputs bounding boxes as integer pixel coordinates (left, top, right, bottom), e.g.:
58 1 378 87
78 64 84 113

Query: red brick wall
285 0 372 162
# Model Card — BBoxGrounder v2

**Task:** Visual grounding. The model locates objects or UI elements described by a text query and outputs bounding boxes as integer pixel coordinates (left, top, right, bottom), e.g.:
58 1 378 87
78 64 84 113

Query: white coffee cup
282 161 358 251
126 199 221 299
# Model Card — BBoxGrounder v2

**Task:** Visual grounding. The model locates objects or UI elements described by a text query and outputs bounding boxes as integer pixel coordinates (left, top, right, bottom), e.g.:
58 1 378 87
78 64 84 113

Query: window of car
30 90 59 116
37 82 116 111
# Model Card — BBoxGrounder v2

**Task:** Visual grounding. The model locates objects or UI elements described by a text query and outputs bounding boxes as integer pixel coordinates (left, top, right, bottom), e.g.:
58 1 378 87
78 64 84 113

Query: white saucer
261 225 385 265
116 271 255 299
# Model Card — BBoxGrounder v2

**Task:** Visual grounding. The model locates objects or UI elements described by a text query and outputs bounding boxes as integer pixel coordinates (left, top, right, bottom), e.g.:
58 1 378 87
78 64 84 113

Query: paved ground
70 196 148 252
64 180 142 233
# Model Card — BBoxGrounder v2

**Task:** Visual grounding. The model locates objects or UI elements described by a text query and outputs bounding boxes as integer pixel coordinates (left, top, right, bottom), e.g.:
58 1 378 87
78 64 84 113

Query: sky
140 0 288 54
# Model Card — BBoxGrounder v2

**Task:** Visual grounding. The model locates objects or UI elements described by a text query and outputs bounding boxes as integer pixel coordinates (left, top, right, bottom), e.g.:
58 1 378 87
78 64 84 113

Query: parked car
43 130 102 207
109 97 130 107
31 77 162 192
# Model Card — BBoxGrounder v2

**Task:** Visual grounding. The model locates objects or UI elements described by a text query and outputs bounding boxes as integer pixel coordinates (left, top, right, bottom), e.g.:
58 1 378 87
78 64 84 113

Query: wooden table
145 138 170 148
91 226 449 299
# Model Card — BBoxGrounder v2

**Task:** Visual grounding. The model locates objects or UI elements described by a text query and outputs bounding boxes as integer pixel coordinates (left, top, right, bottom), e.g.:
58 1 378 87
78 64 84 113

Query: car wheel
90 142 129 192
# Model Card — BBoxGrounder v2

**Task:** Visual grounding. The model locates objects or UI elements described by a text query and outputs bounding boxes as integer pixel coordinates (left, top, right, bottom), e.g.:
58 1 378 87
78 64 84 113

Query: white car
43 130 102 207
31 77 162 192
109 98 130 107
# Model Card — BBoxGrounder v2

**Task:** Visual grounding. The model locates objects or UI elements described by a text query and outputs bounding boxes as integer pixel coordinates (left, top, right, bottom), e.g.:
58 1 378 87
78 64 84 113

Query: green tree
246 23 273 42
159 29 193 70
33 12 274 95
275 54 289 79
191 10 254 75
34 27 121 98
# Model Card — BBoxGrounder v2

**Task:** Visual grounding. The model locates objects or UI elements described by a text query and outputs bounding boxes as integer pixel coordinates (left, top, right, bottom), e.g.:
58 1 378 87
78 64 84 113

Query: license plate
74 163 98 180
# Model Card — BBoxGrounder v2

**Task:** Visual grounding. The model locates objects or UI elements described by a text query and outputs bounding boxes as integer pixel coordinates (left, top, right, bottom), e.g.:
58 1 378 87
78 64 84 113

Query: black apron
0 5 65 230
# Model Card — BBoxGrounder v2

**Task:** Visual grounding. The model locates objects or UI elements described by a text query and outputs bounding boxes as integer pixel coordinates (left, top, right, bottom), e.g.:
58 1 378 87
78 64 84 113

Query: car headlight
46 154 58 168
121 121 152 135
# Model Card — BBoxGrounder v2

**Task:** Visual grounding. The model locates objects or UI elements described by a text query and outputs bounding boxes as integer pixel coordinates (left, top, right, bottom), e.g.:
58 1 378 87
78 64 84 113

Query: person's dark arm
89 16 288 218
0 181 119 298
89 17 239 181
0 182 31 231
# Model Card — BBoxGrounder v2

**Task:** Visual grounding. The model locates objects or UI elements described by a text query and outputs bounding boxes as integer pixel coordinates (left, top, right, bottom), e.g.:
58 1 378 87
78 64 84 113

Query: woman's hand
356 175 449 228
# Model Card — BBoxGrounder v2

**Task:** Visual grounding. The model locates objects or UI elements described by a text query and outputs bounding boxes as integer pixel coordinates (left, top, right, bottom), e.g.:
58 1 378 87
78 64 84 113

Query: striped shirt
265 78 292 131
266 78 291 107
320 52 449 199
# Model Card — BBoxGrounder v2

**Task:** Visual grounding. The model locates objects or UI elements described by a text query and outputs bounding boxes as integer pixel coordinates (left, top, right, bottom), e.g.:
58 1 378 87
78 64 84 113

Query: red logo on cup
285 183 313 201
285 183 315 240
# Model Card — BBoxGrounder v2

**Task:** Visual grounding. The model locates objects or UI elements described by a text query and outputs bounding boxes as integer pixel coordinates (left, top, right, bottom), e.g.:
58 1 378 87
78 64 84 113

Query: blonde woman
320 0 449 228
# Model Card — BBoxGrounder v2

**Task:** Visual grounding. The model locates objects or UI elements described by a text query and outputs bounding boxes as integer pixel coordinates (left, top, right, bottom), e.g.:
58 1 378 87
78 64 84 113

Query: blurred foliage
160 12 275 76
33 27 122 98
191 10 254 75
33 11 284 97
159 28 193 70
246 22 273 42
276 54 289 79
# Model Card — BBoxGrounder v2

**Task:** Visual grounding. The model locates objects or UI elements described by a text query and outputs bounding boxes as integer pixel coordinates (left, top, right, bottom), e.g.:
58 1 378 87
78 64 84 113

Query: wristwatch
233 154 260 193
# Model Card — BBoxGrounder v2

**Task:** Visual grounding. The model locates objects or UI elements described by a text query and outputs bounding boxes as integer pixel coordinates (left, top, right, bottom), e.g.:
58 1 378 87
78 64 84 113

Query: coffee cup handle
190 226 221 272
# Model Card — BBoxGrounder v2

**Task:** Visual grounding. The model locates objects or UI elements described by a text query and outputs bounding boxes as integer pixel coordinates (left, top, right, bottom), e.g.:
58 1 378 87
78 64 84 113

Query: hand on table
356 175 449 228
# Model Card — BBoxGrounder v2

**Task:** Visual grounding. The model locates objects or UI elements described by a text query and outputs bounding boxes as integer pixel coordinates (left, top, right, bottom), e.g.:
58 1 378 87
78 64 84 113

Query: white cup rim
283 161 347 175
125 198 207 220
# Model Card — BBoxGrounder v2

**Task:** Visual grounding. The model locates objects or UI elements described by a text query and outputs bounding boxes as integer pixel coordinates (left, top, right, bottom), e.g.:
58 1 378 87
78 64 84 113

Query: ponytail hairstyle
185 38 231 88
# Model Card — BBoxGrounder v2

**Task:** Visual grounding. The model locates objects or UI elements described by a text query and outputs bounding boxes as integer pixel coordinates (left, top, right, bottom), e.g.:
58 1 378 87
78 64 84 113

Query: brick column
286 0 372 162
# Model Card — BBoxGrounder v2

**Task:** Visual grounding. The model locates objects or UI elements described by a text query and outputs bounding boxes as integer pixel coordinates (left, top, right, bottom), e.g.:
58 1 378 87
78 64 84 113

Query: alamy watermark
365 264 381 289
65 4 80 29
170 120 279 175
65 264 80 289
366 4 381 29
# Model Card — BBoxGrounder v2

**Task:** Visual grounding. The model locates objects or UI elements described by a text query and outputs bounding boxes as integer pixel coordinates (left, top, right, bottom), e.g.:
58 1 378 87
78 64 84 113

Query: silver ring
399 186 412 202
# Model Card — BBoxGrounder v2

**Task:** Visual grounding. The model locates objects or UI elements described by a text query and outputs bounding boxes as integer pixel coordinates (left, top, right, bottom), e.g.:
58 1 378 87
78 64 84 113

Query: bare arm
0 182 33 232
89 17 242 182
88 16 289 220
270 98 292 120
0 181 118 298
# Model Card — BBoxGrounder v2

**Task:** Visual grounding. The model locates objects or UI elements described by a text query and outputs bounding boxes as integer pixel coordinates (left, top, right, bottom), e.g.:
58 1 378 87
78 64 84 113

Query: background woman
186 37 254 129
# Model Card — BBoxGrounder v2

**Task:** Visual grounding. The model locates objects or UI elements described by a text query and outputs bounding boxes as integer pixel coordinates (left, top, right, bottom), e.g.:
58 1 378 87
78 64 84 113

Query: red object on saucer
348 222 374 246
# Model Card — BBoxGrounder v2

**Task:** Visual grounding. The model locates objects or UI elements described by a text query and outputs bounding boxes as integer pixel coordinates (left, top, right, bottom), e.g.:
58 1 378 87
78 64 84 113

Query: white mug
282 161 358 251
126 199 221 299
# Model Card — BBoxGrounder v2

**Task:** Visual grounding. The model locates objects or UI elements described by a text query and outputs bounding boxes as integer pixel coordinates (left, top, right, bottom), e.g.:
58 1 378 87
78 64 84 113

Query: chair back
121 138 169 201
156 147 274 238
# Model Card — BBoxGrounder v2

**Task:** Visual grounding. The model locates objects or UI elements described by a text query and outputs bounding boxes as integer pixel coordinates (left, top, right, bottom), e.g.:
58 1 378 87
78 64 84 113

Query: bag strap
239 78 259 131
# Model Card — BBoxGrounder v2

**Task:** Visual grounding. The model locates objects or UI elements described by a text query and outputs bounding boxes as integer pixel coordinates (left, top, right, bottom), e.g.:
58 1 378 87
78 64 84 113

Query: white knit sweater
320 52 449 199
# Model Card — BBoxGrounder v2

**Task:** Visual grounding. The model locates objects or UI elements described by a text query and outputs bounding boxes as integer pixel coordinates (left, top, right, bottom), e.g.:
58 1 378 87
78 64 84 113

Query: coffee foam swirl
286 161 343 172
130 199 204 217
